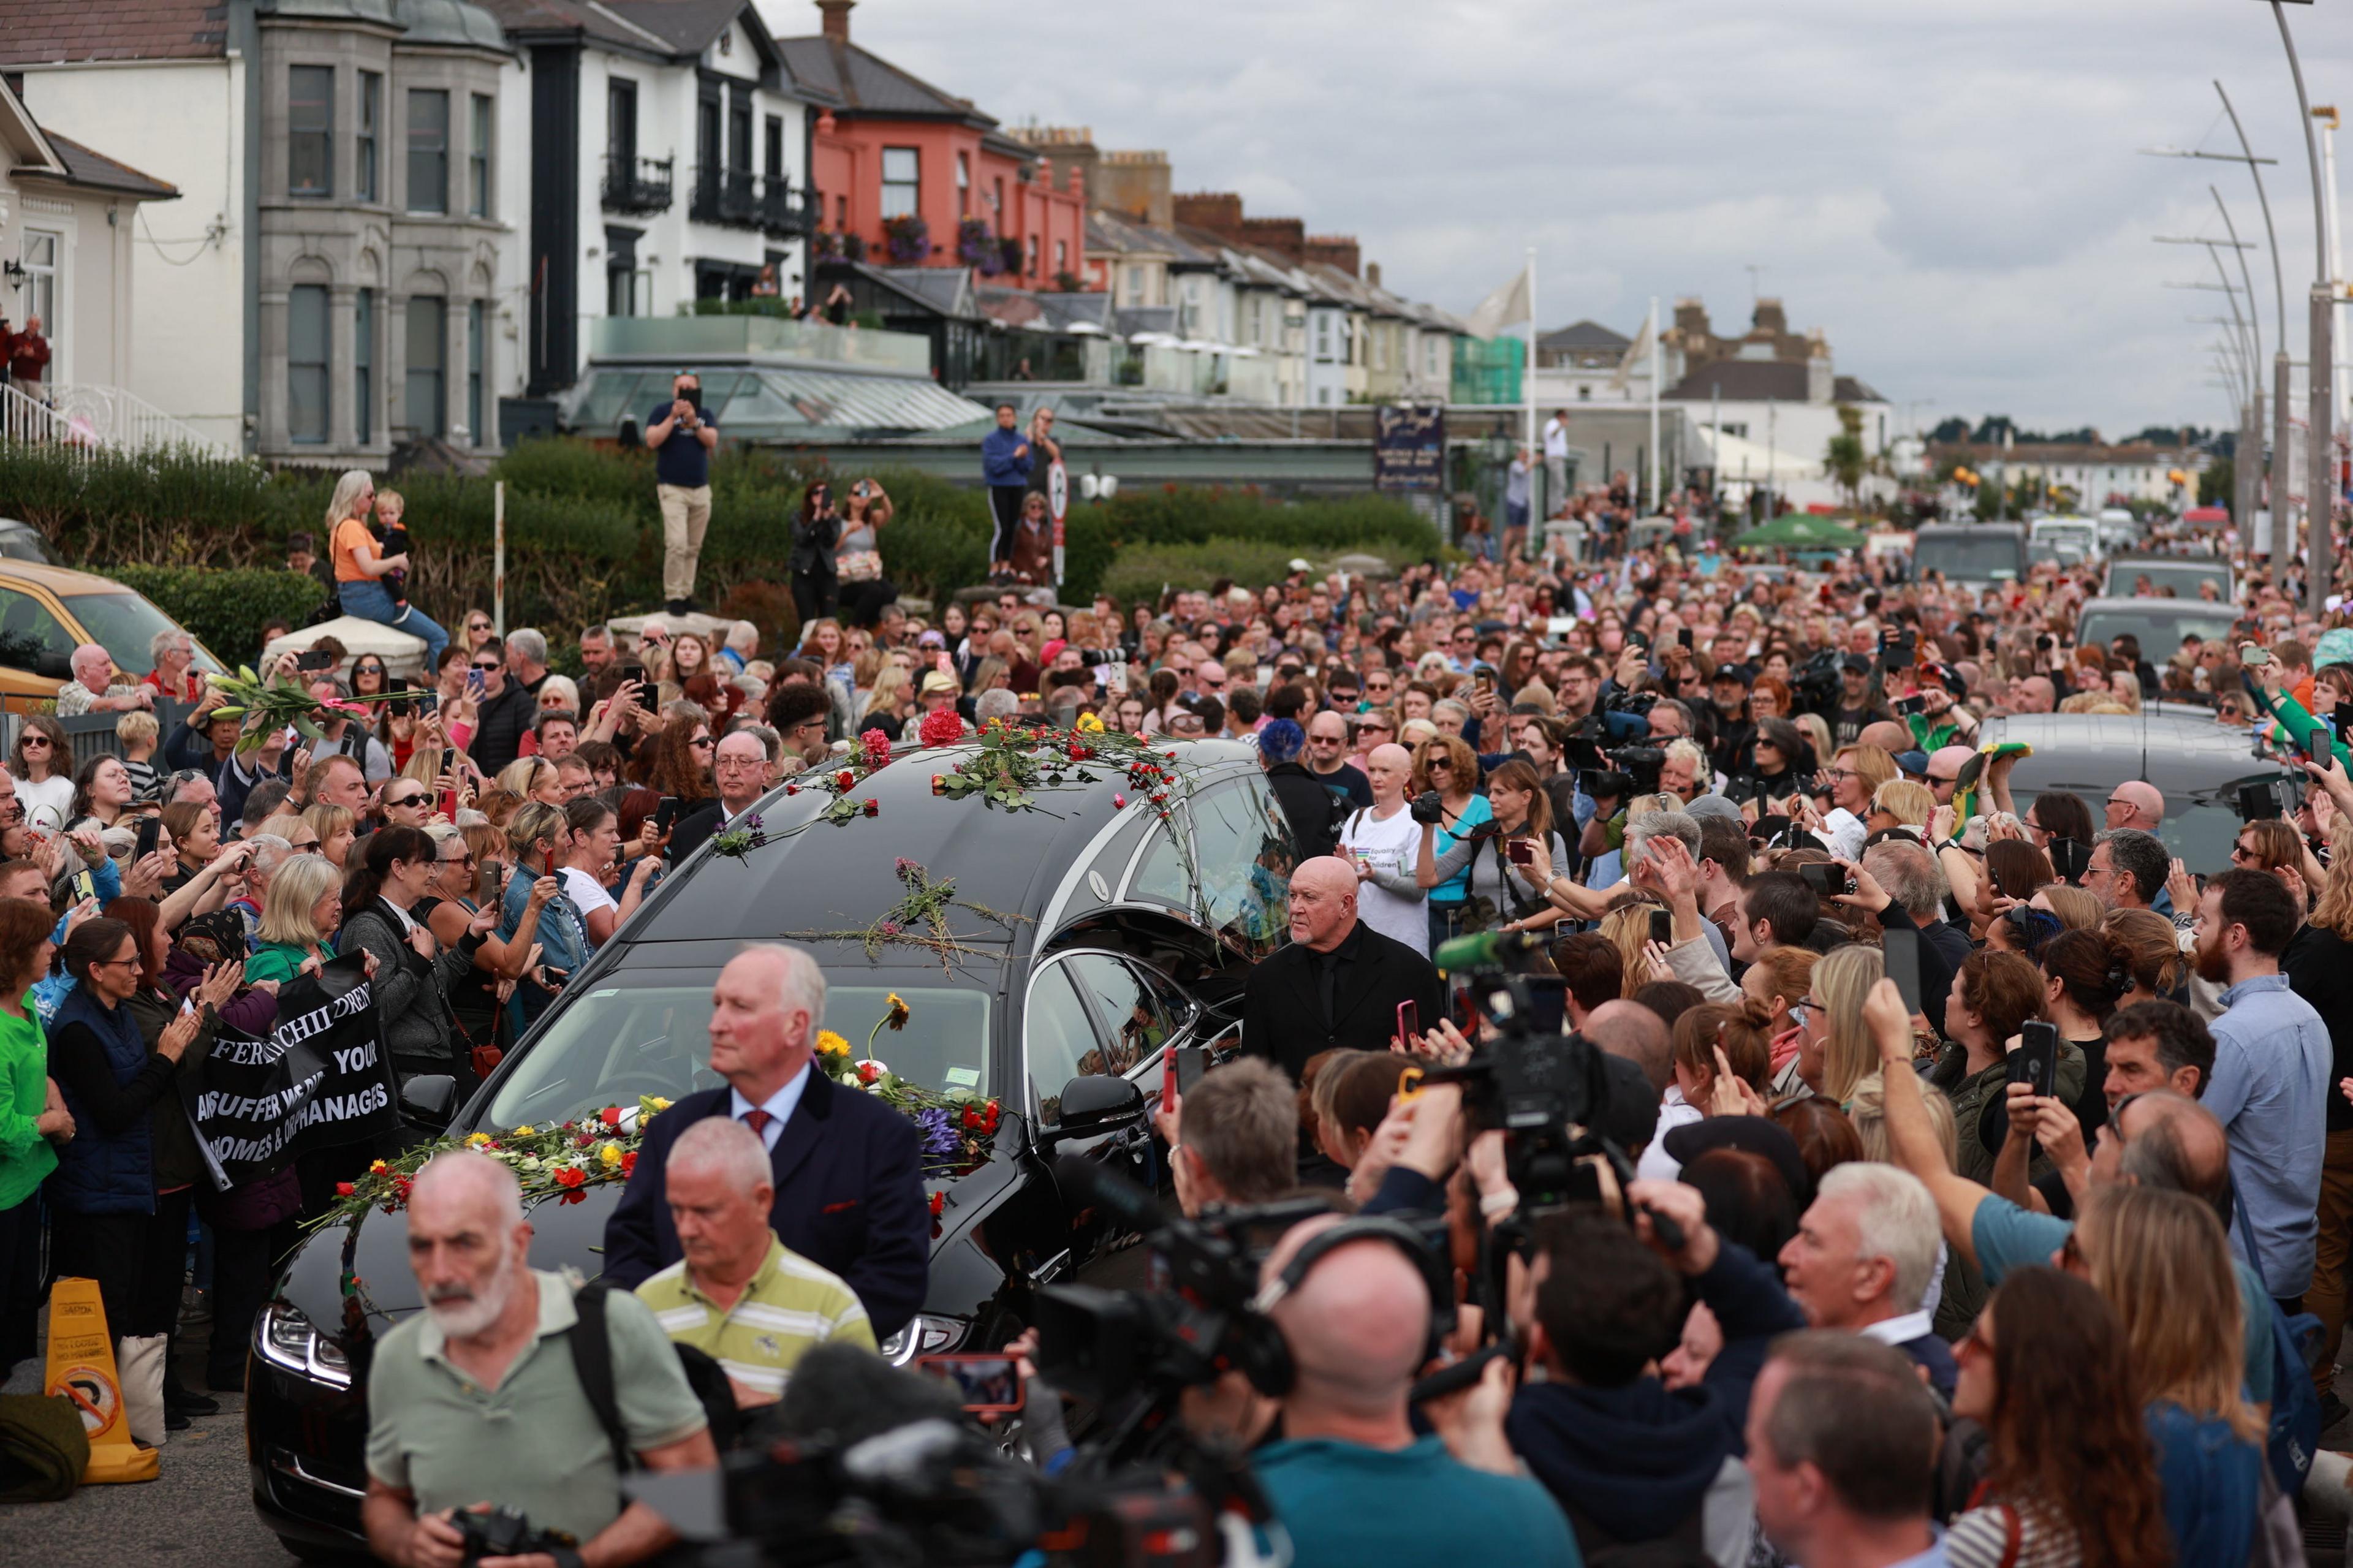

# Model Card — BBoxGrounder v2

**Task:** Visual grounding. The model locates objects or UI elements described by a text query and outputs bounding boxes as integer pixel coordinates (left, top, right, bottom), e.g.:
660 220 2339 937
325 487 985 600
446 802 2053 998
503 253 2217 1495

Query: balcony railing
691 166 818 237
601 153 673 215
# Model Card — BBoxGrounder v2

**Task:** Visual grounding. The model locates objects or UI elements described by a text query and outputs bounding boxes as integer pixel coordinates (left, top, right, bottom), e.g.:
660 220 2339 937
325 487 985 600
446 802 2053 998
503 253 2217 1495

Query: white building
474 0 817 398
10 0 527 460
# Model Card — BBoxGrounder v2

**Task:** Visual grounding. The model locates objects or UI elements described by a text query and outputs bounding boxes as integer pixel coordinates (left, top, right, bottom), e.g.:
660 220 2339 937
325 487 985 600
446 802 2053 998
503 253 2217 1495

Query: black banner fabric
183 952 399 1191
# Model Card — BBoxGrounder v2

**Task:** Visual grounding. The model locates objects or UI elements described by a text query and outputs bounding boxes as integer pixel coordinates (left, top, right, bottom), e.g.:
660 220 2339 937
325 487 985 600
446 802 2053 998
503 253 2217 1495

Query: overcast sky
764 0 2353 439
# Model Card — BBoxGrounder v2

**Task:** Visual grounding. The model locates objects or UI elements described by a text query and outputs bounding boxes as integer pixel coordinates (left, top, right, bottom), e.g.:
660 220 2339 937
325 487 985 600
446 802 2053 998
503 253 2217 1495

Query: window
993 176 1004 216
19 232 58 346
763 114 782 181
605 226 640 317
354 289 374 444
1124 267 1142 305
881 147 919 218
404 294 445 437
469 93 492 218
1314 312 1332 359
289 66 333 197
1055 239 1067 276
1025 960 1104 1126
407 89 449 213
287 284 330 444
357 72 381 202
1027 235 1039 276
696 89 719 186
727 95 751 178
1065 954 1175 1075
1424 336 1438 375
607 78 637 164
1128 779 1294 958
956 151 970 216
0 588 75 680
466 298 485 444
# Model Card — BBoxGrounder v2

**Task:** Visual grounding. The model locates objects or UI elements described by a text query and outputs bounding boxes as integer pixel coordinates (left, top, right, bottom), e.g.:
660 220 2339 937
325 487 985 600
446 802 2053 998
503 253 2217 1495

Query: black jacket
1264 760 1342 858
469 681 536 776
1239 920 1444 1082
602 1069 930 1340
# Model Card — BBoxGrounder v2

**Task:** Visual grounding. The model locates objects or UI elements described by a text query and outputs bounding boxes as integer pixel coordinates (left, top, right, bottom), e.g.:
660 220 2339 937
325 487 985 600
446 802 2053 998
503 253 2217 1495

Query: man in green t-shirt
363 1152 717 1567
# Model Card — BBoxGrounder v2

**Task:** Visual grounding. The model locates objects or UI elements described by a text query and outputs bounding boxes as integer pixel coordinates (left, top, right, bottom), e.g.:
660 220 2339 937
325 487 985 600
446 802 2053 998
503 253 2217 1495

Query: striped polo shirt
632 1233 876 1399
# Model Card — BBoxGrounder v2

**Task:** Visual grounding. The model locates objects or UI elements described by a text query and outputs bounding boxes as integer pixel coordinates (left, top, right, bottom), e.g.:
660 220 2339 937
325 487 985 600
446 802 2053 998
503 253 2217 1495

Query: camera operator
1251 1213 1580 1568
363 1151 716 1568
1460 1181 1805 1565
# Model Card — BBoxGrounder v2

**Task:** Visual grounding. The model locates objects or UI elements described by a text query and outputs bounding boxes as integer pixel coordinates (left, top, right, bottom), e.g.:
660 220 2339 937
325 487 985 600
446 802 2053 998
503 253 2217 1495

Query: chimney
1302 233 1358 277
817 0 854 44
1365 262 1381 289
1806 348 1833 405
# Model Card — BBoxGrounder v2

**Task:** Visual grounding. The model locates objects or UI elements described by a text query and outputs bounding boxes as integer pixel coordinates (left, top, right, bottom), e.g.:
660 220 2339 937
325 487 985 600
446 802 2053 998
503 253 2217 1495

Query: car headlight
878 1313 964 1366
257 1303 352 1388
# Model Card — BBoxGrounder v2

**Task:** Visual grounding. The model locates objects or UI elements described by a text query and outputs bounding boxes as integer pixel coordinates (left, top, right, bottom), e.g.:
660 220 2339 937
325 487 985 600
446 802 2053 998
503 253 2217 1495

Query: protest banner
183 952 398 1191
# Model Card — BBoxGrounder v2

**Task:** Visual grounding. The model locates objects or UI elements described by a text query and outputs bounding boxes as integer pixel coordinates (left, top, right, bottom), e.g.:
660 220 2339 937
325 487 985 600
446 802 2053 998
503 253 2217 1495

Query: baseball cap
1683 793 1743 826
919 670 960 697
1287 558 1313 574
1840 653 1872 674
1893 749 1930 779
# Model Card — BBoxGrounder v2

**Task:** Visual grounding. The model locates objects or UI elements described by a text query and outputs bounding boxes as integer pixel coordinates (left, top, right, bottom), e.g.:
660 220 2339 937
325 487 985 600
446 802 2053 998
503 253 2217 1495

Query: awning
569 362 990 441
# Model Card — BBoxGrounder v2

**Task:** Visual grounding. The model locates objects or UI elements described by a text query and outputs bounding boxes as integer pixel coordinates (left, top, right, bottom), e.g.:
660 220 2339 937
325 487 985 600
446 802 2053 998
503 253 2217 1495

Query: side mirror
1040 1074 1145 1146
400 1074 458 1131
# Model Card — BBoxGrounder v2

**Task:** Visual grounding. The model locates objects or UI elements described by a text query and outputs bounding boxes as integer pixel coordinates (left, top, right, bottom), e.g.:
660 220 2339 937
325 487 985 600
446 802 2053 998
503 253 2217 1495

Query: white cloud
764 0 2353 433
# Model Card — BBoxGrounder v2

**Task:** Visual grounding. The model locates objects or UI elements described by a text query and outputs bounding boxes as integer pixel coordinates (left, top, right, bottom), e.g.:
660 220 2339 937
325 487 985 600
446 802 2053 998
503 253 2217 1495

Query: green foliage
107 565 327 665
1096 540 1415 608
2200 458 2234 512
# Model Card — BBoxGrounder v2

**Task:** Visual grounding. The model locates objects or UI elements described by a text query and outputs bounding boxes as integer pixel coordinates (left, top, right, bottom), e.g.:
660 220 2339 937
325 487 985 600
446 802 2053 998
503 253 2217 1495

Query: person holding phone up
645 371 719 618
1412 760 1568 942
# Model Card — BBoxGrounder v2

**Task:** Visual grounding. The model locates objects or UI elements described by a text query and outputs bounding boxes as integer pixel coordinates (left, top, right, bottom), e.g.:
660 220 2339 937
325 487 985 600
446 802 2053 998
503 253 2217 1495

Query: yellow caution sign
44 1276 157 1483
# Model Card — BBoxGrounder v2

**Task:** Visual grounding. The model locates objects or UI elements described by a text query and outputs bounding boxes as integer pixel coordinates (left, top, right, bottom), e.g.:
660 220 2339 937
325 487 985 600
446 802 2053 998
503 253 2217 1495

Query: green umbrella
1730 513 1864 550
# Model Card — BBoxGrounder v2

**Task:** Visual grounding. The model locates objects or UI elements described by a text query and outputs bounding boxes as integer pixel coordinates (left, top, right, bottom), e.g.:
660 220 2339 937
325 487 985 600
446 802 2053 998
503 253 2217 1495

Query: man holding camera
363 1151 716 1568
1240 857 1443 1082
645 370 719 618
1250 1212 1579 1568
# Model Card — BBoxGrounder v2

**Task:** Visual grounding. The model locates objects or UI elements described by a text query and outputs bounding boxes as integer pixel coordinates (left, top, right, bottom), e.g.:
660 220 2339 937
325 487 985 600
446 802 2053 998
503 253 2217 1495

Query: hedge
0 439 1439 632
1096 539 1419 608
108 566 330 667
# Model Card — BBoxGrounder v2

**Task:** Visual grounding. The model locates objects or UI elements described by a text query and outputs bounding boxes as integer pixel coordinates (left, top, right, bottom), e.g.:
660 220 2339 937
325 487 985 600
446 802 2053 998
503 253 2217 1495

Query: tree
2200 458 2234 512
1929 415 1972 444
1825 403 1868 508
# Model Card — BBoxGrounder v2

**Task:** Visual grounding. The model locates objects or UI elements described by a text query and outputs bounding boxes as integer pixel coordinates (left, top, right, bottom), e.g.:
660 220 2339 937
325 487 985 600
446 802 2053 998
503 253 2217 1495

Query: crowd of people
9 463 2353 1567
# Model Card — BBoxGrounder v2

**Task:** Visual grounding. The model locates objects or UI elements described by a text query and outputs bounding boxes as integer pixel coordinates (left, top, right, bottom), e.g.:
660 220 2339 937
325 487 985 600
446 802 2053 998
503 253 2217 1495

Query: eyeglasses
466 621 492 633
292 838 322 852
20 737 49 749
471 661 502 673
92 955 139 971
385 791 426 808
439 852 473 866
2231 841 2259 862
690 735 715 750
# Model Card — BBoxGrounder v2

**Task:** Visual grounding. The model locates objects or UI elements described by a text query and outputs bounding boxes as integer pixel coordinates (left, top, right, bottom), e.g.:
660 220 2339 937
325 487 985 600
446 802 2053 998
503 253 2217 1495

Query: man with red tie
602 944 930 1341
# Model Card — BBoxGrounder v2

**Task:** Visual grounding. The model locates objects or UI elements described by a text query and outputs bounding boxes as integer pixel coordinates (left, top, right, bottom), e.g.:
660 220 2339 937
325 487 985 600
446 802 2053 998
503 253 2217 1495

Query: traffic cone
43 1277 157 1483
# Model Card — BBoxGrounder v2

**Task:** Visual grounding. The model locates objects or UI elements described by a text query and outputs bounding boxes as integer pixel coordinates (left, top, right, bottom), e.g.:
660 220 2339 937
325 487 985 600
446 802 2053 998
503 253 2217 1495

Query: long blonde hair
1599 893 1667 984
2313 843 2353 940
2039 885 2104 931
1814 943 1885 1105
326 469 374 528
1847 1074 1958 1168
2075 1184 2262 1441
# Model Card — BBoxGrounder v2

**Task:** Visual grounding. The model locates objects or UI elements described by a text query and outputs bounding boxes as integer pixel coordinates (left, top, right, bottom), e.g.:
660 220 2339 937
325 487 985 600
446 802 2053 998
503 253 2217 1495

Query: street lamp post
2271 0 2336 613
2208 81 2292 581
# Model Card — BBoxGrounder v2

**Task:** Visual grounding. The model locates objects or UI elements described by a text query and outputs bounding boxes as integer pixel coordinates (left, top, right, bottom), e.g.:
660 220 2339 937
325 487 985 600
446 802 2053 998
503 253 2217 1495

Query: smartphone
1474 668 1496 691
1509 839 1534 866
1396 999 1420 1045
297 650 335 675
133 815 162 861
1894 694 1926 716
2241 641 2273 668
616 662 646 689
1170 1045 1210 1096
2009 1019 2060 1096
1648 908 1674 945
913 1353 1025 1413
1882 926 1923 1017
654 795 683 833
72 869 94 904
466 667 486 698
1799 862 1851 899
1677 627 1693 650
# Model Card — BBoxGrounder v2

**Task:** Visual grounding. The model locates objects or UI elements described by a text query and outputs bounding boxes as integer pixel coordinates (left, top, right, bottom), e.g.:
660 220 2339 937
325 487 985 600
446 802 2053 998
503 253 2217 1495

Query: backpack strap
567 1279 636 1474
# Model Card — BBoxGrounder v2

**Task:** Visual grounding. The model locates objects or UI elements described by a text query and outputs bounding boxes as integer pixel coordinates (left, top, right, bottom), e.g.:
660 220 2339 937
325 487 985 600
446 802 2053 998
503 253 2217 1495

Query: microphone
1433 928 1549 973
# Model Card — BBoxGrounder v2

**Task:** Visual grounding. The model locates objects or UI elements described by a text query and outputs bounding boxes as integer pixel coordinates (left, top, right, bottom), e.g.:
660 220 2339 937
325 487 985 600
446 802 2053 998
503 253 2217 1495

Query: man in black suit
1241 856 1446 1083
666 730 770 865
603 944 929 1340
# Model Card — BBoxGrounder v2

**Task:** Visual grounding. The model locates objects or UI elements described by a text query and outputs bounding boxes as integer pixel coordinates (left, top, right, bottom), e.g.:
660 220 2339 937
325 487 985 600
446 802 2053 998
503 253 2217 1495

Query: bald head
1260 1214 1428 1418
1288 857 1360 952
411 1148 525 1229
1925 745 1974 798
1858 720 1911 756
2014 675 2056 713
1362 741 1412 805
1585 998 1673 1094
2114 1089 2230 1213
2106 779 2164 833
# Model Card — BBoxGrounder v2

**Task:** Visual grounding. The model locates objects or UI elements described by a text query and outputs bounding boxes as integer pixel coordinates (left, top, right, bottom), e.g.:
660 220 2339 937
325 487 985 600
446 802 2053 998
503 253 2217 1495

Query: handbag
836 547 884 584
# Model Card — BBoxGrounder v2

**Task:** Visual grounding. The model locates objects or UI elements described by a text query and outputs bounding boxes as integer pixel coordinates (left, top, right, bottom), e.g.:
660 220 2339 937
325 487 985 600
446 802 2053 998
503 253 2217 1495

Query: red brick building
778 0 1086 289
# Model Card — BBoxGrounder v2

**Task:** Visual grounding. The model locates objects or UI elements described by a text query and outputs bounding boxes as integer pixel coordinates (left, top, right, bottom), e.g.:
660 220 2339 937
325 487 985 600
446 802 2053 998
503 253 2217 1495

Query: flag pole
1525 246 1538 547
1648 295 1662 513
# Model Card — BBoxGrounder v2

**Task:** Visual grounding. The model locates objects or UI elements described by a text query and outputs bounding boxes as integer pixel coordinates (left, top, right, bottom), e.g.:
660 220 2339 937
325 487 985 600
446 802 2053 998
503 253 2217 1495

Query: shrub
1096 540 1415 610
108 566 328 666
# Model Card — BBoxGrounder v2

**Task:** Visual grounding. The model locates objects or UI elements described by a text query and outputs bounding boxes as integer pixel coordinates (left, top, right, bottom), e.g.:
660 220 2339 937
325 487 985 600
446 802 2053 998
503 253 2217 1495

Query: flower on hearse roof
817 1029 851 1057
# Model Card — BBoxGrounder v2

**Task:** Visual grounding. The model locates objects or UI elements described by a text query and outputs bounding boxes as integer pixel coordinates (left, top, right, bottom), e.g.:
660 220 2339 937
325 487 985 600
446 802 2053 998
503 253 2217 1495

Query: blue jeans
338 577 448 670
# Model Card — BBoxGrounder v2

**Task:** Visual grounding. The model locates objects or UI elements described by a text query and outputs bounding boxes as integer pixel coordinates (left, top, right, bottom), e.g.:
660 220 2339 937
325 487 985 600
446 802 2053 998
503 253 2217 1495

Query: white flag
1463 265 1533 341
1608 305 1657 392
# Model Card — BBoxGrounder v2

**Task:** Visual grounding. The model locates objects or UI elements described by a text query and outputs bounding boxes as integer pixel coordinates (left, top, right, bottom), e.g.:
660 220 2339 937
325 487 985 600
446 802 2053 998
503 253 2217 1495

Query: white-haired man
604 944 928 1341
1779 1161 1955 1398
364 1151 715 1568
633 1115 872 1410
53 643 153 716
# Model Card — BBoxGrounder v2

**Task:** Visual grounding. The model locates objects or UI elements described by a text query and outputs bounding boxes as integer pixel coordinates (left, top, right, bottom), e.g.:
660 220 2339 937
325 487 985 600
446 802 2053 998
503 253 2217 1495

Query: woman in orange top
325 469 448 669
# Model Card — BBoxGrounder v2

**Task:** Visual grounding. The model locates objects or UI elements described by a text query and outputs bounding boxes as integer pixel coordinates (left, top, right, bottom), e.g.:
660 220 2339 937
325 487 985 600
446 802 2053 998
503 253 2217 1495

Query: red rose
785 782 800 795
599 1105 622 1128
561 1189 585 1205
836 770 855 790
962 1106 986 1131
919 708 966 747
554 1166 586 1189
862 798 879 817
335 1181 355 1197
861 729 893 768
1113 793 1127 808
983 1100 1001 1132
858 1061 882 1085
931 774 946 794
928 1191 945 1216
622 1151 638 1175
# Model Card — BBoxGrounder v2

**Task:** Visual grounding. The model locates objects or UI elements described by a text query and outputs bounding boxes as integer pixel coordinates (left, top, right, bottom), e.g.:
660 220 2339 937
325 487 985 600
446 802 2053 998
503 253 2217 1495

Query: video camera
1789 646 1843 714
1560 713 1664 797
